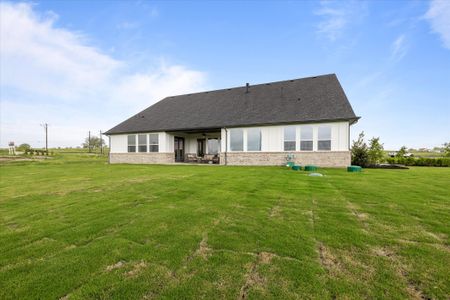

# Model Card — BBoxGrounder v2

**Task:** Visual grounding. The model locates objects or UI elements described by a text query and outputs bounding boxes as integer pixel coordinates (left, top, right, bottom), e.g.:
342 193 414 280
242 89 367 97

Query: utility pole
41 123 48 153
99 130 103 154
88 131 91 153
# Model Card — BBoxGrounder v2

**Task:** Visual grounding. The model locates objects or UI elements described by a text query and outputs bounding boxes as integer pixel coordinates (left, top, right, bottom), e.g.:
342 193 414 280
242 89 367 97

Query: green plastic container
291 165 301 171
304 165 317 171
286 161 295 168
347 165 362 172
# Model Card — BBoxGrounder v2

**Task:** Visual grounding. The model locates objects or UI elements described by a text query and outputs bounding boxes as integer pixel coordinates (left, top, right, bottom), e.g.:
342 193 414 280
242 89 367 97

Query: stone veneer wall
109 153 174 164
220 151 350 167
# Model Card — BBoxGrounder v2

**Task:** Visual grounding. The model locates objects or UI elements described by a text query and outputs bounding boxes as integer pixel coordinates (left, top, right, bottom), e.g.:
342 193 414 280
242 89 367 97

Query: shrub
351 132 369 167
17 143 31 151
368 137 385 165
386 157 450 167
444 142 450 157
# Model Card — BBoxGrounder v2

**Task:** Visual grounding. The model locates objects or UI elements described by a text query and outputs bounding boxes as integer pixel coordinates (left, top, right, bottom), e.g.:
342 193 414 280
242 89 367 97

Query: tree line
351 132 450 167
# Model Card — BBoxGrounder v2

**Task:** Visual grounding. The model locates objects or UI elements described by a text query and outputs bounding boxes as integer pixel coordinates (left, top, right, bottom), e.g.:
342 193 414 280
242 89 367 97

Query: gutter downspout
224 128 228 166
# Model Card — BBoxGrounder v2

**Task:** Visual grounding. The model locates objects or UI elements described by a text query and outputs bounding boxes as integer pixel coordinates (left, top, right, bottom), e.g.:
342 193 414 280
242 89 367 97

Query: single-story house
105 74 359 166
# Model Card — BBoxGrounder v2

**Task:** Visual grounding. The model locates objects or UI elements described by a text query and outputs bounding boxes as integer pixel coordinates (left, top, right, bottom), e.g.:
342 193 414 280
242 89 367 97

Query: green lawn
0 155 449 299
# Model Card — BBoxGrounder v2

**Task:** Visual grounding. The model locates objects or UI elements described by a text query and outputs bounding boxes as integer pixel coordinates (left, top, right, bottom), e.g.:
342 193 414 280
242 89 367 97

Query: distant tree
368 137 385 165
351 132 369 167
17 143 31 151
443 142 450 157
396 146 408 158
82 135 105 150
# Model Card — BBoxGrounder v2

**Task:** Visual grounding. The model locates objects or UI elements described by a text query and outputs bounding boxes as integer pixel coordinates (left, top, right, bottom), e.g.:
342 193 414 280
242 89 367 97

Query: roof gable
105 74 358 134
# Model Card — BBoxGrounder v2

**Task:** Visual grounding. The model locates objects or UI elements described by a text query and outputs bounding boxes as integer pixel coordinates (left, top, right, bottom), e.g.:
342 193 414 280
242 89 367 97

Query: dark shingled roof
105 74 359 135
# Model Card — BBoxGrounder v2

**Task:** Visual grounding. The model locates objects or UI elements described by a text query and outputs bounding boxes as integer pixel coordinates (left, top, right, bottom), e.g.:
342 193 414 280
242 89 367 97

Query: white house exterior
105 74 359 167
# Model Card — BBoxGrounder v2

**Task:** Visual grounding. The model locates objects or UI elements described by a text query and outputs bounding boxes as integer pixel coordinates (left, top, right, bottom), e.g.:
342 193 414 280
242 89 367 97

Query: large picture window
127 135 136 153
149 134 159 152
318 126 331 151
247 128 261 151
300 126 313 151
230 129 243 151
138 134 147 152
207 138 219 155
284 126 296 151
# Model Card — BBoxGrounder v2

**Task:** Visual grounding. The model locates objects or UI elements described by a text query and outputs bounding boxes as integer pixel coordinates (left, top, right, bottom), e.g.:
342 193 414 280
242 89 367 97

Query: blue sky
1 0 449 149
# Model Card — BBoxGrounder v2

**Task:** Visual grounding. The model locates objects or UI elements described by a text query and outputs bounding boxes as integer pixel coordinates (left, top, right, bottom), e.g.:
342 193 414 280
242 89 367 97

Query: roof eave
104 117 360 135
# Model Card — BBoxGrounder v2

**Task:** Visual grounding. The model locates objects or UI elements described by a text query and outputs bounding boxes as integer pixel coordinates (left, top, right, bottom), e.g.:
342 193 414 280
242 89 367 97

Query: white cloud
315 0 368 42
117 21 140 29
425 0 450 49
0 2 207 147
391 34 408 61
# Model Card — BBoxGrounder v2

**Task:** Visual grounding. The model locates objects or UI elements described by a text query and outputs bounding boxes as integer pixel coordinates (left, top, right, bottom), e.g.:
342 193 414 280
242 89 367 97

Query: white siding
110 121 350 154
223 121 349 152
109 134 128 153
161 132 172 153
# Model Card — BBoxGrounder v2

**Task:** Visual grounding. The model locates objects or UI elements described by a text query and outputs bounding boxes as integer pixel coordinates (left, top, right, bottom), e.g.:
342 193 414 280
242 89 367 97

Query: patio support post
224 128 228 165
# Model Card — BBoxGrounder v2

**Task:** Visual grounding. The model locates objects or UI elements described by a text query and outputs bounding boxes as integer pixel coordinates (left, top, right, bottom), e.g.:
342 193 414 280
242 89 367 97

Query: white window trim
229 128 244 152
246 128 262 152
317 126 332 151
149 133 159 153
283 126 297 152
299 126 314 152
128 134 137 153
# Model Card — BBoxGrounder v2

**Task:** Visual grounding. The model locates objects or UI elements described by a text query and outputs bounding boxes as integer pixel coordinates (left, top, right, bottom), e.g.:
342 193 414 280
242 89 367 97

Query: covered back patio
167 129 221 164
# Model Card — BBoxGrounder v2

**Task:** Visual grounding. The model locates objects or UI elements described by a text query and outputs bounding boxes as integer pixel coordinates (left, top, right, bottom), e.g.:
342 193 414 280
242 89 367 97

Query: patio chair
202 154 214 164
186 153 198 163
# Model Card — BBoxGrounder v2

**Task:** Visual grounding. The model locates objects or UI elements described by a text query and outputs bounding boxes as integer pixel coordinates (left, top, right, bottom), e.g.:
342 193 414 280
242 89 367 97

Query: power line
40 123 48 152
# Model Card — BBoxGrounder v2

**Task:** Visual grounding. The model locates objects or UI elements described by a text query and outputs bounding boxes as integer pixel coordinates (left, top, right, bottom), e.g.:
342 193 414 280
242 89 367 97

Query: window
207 138 219 154
230 129 243 151
138 134 147 152
149 133 159 152
284 126 296 151
318 126 331 151
300 126 313 151
247 128 261 151
127 135 136 152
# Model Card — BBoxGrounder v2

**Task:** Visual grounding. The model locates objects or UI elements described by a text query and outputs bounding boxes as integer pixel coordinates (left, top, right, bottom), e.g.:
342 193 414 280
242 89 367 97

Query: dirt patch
64 244 77 250
6 223 18 230
372 246 430 299
423 230 445 242
238 262 266 299
347 202 368 220
355 212 369 220
318 243 340 273
106 261 125 272
258 252 275 264
59 294 70 300
125 177 151 183
372 247 395 258
125 261 147 277
269 206 281 218
401 270 431 300
237 251 275 299
195 235 211 259
231 203 246 209
213 216 229 226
